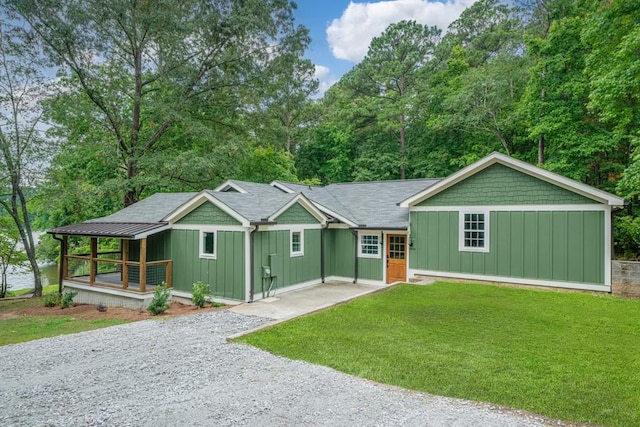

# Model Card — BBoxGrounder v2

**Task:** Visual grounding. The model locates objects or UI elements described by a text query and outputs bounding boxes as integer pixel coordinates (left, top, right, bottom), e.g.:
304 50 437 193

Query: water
5 231 60 292
7 263 59 291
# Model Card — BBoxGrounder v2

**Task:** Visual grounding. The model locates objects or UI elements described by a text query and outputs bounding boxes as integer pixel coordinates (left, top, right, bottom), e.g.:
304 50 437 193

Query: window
290 230 303 257
358 233 381 258
459 211 489 252
199 230 216 259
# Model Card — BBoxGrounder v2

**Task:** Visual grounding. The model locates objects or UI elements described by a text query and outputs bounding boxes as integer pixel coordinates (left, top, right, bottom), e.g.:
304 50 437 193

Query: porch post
165 261 172 288
122 239 129 289
90 237 97 285
139 238 147 292
61 236 68 280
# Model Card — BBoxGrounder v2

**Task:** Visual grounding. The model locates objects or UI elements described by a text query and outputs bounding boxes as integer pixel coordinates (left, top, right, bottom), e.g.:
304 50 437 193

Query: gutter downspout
51 234 64 295
351 229 359 284
320 222 328 283
248 226 258 303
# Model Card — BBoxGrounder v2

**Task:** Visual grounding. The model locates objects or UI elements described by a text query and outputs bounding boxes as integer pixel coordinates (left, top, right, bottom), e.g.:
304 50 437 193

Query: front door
386 234 406 283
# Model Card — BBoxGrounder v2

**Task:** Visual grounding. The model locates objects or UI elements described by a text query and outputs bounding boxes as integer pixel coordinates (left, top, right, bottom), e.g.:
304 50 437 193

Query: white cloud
314 64 331 80
327 0 477 62
313 64 338 97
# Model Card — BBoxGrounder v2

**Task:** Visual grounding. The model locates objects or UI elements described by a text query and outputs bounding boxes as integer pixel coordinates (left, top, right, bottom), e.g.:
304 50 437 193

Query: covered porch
49 222 172 294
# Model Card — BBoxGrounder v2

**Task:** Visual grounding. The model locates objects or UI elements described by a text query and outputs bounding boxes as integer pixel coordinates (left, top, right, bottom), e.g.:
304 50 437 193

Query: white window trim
358 231 381 259
458 210 490 253
199 229 217 259
290 228 304 257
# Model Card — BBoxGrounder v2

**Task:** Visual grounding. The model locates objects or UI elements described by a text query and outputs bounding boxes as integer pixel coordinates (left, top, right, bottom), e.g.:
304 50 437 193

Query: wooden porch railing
64 254 172 292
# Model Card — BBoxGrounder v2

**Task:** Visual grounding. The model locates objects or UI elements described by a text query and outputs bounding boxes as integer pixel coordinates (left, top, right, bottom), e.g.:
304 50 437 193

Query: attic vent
223 187 239 192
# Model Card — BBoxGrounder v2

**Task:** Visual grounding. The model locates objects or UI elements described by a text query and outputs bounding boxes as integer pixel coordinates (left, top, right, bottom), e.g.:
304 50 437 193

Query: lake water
5 231 60 292
7 263 59 291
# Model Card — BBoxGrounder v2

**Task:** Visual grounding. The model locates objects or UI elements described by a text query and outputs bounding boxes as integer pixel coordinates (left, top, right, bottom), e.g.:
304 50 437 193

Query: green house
48 153 624 308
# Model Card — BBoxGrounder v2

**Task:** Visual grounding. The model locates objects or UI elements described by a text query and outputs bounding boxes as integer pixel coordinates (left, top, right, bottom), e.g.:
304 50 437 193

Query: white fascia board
163 191 250 227
400 152 625 207
269 181 295 194
268 194 327 225
410 204 609 212
309 201 358 227
212 180 248 193
132 224 172 240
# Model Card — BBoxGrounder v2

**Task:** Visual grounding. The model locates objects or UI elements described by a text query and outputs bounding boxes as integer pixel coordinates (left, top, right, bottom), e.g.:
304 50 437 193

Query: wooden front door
386 234 407 283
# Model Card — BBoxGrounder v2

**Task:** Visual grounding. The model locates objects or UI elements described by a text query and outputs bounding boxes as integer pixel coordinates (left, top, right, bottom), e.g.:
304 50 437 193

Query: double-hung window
358 232 381 258
199 230 217 259
290 229 304 257
459 211 489 252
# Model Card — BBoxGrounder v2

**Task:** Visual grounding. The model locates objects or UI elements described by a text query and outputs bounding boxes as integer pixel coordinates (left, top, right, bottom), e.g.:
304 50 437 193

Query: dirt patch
0 301 225 321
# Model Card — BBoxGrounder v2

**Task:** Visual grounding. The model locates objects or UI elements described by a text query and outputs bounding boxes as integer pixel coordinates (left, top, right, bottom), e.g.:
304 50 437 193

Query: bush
211 301 225 308
191 281 210 308
60 291 78 309
43 293 61 307
614 214 640 260
147 283 171 315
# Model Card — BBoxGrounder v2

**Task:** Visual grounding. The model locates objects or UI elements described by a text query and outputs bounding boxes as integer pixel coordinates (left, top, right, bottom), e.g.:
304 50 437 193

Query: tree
348 20 440 179
9 0 309 206
0 216 28 298
582 0 640 199
520 14 620 186
237 146 298 183
0 15 50 296
255 55 319 153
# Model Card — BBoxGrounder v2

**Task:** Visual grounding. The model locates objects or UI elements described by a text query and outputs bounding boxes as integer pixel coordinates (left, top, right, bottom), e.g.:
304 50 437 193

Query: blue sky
293 0 477 95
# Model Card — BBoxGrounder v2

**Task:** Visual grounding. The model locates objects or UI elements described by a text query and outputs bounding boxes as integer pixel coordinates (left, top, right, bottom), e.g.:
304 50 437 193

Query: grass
1 287 127 346
0 316 126 346
238 282 640 427
5 284 59 297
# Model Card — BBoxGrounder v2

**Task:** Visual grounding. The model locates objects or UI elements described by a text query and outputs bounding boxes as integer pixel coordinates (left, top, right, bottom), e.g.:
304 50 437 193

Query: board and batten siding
410 210 605 286
417 164 598 206
324 228 383 281
170 229 245 300
253 229 321 292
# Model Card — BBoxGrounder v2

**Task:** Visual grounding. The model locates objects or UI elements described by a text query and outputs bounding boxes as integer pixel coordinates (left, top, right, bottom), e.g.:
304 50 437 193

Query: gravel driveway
0 311 558 426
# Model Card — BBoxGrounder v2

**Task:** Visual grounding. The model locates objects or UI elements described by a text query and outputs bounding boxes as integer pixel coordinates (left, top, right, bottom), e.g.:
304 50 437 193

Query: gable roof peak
400 152 625 207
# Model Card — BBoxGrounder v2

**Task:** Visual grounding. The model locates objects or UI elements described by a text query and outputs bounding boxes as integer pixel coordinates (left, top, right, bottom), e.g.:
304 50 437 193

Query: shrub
147 283 171 315
191 281 210 308
43 293 61 307
614 214 640 260
211 301 225 308
60 291 78 309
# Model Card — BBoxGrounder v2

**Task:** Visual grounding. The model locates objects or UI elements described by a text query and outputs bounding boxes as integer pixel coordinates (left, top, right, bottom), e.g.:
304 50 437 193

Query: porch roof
48 222 169 239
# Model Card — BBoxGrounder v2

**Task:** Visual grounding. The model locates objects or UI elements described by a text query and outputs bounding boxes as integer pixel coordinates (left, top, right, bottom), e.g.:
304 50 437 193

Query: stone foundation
612 261 640 298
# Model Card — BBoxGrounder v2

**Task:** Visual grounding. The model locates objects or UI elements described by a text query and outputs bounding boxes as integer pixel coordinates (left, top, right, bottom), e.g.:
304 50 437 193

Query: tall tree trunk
125 158 138 207
399 114 406 180
538 134 545 165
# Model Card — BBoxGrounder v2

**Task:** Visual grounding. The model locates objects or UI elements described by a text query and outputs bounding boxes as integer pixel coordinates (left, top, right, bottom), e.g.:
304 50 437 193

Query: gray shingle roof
225 180 288 196
87 193 196 223
50 177 442 237
274 179 441 228
205 190 298 222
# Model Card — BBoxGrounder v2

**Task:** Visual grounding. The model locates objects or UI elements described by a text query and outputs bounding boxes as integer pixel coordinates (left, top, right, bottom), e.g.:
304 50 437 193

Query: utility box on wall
269 253 279 277
261 265 271 278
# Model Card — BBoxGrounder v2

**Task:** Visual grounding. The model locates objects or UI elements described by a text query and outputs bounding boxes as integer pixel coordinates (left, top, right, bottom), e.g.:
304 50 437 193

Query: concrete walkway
229 280 388 320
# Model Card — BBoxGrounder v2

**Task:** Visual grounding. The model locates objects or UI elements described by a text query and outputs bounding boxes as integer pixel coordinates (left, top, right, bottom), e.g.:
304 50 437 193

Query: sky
293 0 477 95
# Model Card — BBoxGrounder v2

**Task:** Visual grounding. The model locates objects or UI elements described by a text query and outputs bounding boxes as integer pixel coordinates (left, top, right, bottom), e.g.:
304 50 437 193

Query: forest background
0 0 638 296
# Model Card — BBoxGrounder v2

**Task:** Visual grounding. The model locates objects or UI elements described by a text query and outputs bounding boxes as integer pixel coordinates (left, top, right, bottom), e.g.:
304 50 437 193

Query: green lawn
1 288 127 346
0 316 126 346
238 282 640 427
